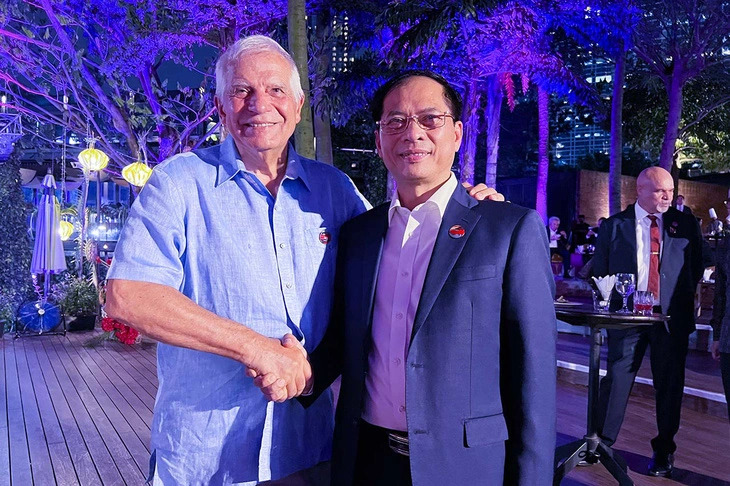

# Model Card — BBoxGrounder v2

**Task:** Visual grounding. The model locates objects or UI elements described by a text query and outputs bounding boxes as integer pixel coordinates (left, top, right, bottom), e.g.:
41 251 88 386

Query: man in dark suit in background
674 194 692 215
282 71 557 486
591 167 703 477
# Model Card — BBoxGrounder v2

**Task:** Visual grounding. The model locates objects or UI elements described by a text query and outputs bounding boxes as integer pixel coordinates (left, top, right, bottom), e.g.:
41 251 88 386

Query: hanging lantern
122 161 153 187
58 220 74 241
78 142 109 172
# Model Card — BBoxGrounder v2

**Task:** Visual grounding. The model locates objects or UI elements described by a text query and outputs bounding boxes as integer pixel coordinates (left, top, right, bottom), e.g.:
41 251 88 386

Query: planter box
68 314 96 332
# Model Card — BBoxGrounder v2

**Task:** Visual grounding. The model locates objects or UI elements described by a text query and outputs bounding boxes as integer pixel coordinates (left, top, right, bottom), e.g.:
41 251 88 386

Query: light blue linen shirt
108 137 369 485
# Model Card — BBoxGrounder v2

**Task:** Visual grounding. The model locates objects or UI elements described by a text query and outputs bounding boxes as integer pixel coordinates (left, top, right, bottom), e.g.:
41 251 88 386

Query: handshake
246 333 313 403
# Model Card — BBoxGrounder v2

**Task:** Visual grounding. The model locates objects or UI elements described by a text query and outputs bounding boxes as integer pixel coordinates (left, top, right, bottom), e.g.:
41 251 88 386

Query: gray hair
548 216 560 225
214 35 304 103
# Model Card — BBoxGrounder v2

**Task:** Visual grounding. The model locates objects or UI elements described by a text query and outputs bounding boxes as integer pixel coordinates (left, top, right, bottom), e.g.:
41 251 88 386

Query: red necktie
647 215 660 298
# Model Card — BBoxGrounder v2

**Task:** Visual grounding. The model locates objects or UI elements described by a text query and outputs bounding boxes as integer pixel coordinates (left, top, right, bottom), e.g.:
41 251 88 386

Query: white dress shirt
362 173 458 431
549 229 559 248
635 203 663 302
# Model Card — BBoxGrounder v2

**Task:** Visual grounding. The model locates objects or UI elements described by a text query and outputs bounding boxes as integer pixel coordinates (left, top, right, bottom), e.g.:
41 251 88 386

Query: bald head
636 167 673 214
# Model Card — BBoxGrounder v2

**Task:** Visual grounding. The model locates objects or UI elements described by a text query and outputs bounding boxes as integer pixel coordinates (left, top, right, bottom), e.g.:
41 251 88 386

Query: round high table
553 305 670 486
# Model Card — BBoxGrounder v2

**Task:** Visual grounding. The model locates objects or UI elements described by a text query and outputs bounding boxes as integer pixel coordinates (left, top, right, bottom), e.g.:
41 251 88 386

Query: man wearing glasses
273 70 558 485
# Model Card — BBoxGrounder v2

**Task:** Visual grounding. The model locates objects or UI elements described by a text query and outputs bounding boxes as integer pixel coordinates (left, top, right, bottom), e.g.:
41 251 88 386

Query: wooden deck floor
1 331 729 485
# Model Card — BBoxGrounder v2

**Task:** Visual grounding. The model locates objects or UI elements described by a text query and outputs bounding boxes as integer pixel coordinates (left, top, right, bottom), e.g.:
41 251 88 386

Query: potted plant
0 294 16 337
52 275 99 331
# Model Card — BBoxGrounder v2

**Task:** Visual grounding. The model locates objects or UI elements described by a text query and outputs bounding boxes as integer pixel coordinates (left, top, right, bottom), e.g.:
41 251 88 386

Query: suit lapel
355 204 389 338
660 209 680 311
410 186 480 345
617 205 638 272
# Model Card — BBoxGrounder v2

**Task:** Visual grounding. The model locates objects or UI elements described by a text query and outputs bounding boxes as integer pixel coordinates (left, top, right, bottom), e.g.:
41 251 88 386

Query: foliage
0 0 287 172
0 154 33 318
630 0 730 169
623 58 730 170
52 274 99 316
0 290 18 333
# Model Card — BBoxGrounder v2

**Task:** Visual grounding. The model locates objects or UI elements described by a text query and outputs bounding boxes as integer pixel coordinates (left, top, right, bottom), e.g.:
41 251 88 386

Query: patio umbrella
26 174 66 333
31 173 67 293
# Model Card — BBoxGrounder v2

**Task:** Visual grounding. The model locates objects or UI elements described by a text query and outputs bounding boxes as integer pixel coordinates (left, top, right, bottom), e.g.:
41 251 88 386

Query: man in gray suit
591 167 703 478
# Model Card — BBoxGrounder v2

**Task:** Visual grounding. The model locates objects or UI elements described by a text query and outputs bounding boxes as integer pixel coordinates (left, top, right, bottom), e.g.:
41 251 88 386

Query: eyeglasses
377 113 454 134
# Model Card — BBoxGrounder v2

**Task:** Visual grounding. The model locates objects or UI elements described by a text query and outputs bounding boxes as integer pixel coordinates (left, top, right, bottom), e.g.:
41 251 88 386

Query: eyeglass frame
376 112 455 134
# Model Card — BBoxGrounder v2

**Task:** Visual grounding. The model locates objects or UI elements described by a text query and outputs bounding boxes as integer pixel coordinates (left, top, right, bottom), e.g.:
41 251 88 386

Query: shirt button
399 405 406 413
401 271 409 277
285 283 292 289
279 243 286 249
394 358 401 366
395 312 404 320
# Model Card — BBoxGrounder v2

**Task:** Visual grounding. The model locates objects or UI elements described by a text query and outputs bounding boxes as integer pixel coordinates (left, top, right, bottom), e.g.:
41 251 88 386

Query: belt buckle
388 432 410 457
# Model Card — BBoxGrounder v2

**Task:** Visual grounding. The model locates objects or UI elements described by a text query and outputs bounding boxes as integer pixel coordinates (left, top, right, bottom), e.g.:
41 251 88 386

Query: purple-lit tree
375 0 594 221
632 0 730 172
0 0 285 170
547 0 641 214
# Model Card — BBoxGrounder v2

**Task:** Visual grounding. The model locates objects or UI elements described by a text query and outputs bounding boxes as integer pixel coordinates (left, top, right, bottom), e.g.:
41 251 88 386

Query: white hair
214 35 304 102
548 216 560 225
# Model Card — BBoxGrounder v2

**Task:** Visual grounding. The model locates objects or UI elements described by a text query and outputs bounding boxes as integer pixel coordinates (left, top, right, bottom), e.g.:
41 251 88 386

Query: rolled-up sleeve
107 168 186 290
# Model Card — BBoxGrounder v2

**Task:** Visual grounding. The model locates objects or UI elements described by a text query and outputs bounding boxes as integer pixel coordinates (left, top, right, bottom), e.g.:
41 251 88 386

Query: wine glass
615 273 636 314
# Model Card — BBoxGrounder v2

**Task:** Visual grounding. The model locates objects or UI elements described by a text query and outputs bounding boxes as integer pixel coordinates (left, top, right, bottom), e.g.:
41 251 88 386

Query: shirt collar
216 138 311 191
387 172 458 225
635 202 659 222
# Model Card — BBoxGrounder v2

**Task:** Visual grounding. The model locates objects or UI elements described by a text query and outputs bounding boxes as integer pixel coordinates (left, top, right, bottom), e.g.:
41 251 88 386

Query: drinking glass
614 273 636 314
592 290 610 312
633 291 654 316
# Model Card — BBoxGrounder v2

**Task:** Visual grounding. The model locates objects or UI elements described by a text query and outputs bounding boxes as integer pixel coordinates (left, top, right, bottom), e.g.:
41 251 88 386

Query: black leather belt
387 431 409 457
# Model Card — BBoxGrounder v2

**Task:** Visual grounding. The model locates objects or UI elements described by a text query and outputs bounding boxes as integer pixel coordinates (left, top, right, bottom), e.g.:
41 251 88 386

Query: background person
591 167 703 478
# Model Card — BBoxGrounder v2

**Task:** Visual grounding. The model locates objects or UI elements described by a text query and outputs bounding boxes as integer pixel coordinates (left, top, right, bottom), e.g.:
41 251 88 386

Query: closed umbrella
25 174 66 334
31 173 67 279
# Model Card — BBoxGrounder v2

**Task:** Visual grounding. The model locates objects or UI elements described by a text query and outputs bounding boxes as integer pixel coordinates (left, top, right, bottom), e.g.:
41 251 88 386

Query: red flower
101 317 115 332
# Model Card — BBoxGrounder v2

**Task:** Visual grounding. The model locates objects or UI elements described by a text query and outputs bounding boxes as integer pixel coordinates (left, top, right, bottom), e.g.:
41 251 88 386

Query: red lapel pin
319 231 331 244
448 224 466 239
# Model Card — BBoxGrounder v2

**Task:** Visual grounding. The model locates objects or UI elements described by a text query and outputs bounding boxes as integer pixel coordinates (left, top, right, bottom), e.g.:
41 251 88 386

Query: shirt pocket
451 264 497 282
463 413 509 448
305 227 338 251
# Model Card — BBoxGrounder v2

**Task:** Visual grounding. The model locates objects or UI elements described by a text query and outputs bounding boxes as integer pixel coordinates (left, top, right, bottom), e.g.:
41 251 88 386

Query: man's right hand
711 340 721 360
246 334 311 402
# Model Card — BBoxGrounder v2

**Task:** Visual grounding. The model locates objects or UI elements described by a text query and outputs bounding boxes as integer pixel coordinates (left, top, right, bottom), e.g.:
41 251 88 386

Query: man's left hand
462 182 505 201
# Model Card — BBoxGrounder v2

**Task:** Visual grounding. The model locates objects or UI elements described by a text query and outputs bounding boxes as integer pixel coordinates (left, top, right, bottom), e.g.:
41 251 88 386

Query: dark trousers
721 352 730 421
353 421 412 486
550 247 571 276
596 322 689 455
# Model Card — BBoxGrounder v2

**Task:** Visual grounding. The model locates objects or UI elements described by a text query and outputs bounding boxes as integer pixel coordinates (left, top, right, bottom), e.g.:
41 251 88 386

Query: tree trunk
312 10 334 164
659 69 684 171
608 49 626 215
314 113 333 164
288 0 315 159
536 86 549 222
484 74 503 189
459 79 480 184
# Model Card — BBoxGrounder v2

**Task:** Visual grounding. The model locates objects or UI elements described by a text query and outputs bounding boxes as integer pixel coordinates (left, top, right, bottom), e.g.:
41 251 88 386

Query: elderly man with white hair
105 35 370 485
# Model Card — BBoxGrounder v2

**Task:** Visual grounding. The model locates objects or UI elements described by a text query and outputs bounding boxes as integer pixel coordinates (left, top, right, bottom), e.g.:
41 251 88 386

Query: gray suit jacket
711 238 730 353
